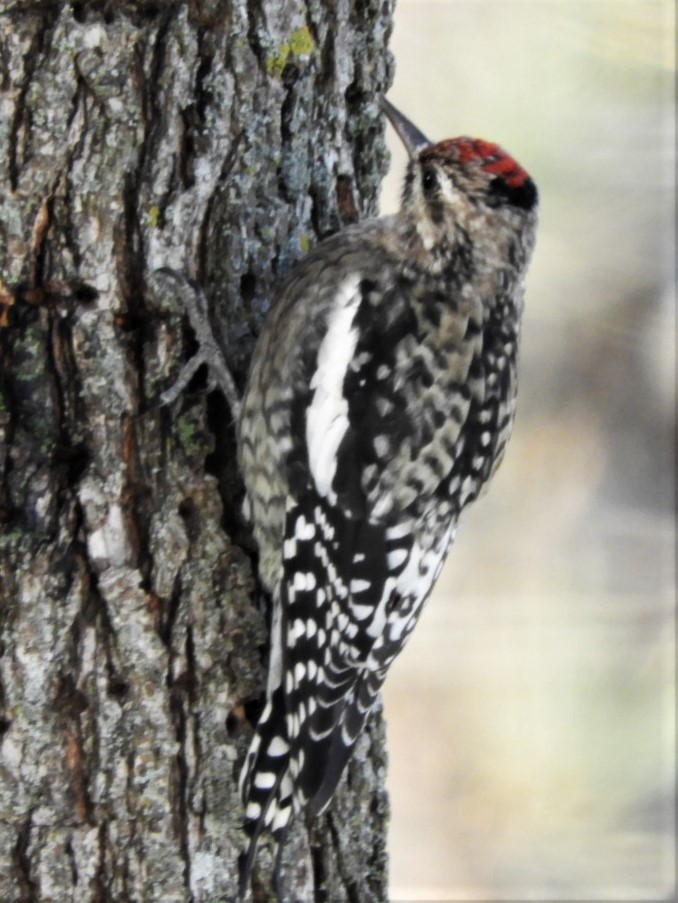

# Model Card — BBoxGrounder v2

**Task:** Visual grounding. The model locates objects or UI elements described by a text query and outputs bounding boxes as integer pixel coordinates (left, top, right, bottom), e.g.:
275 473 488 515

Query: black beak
379 96 431 158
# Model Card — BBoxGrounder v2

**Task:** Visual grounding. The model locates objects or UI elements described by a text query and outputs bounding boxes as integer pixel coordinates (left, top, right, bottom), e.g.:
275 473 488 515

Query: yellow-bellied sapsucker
237 97 538 891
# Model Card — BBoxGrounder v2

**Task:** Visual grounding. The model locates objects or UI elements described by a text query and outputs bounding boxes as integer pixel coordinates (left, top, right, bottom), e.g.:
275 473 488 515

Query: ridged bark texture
0 2 394 900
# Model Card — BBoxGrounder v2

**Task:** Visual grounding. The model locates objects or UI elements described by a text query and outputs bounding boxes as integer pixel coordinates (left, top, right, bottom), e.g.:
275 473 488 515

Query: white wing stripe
306 274 362 499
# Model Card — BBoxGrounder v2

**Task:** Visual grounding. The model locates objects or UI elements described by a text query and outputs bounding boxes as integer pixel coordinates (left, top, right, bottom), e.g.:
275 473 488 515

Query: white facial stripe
439 171 457 205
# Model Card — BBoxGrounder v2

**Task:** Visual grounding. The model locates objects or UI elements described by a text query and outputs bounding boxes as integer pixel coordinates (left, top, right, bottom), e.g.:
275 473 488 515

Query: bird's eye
422 168 439 194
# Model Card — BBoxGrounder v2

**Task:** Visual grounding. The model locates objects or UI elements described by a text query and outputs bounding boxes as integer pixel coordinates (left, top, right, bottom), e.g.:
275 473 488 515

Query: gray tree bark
0 2 393 900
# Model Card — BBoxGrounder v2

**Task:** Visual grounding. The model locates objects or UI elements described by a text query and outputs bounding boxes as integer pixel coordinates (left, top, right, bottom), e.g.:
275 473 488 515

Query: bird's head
380 96 538 271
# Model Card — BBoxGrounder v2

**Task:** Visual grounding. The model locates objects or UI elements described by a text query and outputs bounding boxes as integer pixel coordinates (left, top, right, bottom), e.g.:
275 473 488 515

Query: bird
236 95 538 896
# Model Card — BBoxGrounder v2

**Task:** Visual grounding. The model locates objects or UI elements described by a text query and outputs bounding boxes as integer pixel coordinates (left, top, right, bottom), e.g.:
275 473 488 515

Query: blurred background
379 2 675 900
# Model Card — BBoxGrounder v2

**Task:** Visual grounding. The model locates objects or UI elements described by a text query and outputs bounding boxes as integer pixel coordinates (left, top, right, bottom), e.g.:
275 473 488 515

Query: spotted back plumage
237 99 538 896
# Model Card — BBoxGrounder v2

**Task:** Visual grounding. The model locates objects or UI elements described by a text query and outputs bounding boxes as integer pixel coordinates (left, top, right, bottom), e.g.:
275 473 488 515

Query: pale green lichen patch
288 25 315 57
266 26 316 78
148 205 162 228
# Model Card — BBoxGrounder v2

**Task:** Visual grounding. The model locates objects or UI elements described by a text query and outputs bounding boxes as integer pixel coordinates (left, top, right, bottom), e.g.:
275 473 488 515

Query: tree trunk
0 3 393 900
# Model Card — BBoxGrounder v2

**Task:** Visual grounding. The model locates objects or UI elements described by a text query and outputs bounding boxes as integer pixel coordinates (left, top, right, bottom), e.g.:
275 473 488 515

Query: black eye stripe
488 176 538 211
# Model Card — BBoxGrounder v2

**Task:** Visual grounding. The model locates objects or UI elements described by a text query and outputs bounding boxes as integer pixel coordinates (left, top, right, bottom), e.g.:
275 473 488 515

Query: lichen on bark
0 1 394 900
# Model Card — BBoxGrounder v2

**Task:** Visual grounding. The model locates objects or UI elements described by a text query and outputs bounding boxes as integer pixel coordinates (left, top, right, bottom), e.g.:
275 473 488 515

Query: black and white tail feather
237 486 447 897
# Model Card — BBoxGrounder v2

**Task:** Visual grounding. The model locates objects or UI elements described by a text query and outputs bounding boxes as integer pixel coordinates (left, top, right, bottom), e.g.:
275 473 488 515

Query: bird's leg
152 268 242 420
